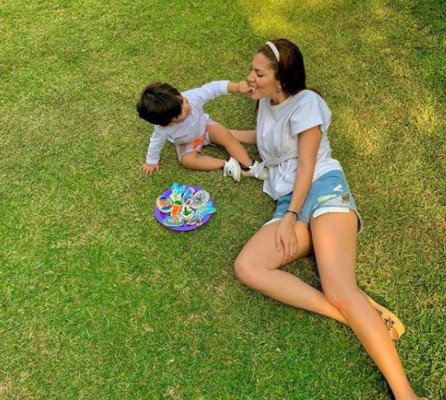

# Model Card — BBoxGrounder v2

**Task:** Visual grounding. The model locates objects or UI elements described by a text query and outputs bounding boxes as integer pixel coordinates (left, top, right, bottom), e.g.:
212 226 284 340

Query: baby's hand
237 80 251 94
141 162 160 175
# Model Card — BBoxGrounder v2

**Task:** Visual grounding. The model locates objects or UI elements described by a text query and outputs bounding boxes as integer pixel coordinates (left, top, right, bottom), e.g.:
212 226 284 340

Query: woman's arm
275 125 322 263
229 129 257 144
287 125 322 214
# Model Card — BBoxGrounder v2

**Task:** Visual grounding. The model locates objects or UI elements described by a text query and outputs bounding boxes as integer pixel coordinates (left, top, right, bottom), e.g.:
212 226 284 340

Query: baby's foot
240 161 268 181
223 157 241 182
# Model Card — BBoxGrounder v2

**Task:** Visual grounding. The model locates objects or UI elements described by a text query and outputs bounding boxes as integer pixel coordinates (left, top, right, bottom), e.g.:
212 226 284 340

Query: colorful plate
154 185 214 231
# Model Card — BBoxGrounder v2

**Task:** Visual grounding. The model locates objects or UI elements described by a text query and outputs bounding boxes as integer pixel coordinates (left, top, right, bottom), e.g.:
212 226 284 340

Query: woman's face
247 52 279 100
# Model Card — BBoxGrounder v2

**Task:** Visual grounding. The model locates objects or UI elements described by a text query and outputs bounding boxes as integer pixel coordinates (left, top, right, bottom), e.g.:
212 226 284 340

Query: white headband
265 41 280 62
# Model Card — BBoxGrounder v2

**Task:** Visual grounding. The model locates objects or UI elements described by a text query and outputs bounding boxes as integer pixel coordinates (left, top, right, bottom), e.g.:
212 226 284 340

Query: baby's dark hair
136 83 182 126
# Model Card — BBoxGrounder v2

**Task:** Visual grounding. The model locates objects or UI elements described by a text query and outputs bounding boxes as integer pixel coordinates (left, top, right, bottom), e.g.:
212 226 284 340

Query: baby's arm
227 81 251 94
141 162 159 175
186 80 249 105
142 129 166 175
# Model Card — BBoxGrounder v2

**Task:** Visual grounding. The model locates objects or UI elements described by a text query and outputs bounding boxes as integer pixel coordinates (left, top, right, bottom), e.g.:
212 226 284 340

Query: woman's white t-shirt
255 90 342 200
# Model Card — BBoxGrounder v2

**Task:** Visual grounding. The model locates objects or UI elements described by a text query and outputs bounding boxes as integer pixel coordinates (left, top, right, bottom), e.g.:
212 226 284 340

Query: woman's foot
361 290 405 341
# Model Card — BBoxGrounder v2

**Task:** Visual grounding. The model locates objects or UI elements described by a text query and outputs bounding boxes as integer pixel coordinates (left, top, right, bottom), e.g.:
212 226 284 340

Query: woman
234 39 426 400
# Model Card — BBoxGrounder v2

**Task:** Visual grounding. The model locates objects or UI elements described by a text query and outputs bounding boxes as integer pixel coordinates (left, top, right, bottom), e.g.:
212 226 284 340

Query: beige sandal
361 291 405 341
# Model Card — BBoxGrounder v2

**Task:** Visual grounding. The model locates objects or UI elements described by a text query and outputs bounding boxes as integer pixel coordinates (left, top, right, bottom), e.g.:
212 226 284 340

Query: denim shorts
268 170 362 232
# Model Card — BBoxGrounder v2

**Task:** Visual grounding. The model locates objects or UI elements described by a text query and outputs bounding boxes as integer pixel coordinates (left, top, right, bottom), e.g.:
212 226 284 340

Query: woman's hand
141 162 160 175
275 214 298 264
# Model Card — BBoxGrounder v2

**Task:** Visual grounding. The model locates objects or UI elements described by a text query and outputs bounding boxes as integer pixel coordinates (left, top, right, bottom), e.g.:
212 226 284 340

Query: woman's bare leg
311 211 425 400
234 220 348 324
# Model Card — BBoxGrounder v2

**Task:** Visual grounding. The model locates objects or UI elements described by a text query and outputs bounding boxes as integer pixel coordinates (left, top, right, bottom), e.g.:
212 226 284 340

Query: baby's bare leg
180 151 225 171
207 124 252 166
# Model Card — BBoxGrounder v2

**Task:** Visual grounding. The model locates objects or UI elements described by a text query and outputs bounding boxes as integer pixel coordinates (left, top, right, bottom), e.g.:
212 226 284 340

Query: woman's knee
324 287 359 313
234 254 263 289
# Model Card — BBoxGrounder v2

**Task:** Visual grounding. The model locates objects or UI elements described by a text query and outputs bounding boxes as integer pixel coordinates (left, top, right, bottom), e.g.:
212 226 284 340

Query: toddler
136 80 268 182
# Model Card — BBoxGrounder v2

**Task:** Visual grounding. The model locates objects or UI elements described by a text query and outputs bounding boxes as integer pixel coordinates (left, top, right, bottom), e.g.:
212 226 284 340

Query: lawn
1 0 444 399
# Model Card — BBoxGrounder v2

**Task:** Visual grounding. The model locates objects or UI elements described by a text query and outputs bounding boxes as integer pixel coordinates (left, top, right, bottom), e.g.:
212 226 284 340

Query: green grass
1 0 445 399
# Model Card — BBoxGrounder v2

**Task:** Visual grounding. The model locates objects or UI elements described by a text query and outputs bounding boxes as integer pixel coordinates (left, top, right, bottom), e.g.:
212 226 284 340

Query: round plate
154 185 214 231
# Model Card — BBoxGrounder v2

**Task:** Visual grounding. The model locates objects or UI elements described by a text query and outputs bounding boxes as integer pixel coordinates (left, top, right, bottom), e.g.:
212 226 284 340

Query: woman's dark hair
258 38 307 96
136 83 182 126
